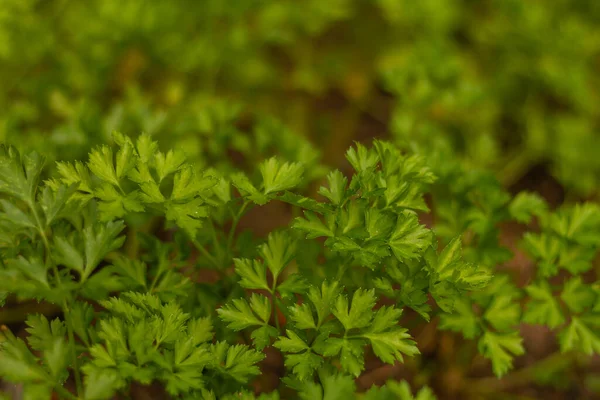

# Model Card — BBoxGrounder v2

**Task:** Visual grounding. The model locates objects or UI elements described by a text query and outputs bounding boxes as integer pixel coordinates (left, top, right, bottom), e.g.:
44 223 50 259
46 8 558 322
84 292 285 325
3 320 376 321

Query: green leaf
277 274 308 297
289 303 317 330
428 237 491 311
365 209 395 240
234 258 269 291
155 149 187 182
88 146 119 188
204 169 231 204
0 146 45 203
346 143 379 175
43 338 68 380
483 294 521 332
438 298 481 339
522 233 561 278
95 184 144 219
274 191 332 214
382 175 430 213
559 317 600 355
274 330 310 353
298 373 356 400
332 289 376 331
82 221 126 281
231 172 269 205
260 157 304 194
22 383 53 400
362 306 419 364
54 160 93 196
551 203 600 245
164 198 208 237
283 351 323 381
366 380 437 400
10 256 49 289
318 170 348 205
209 342 264 382
138 180 165 203
524 282 565 328
338 200 363 235
388 211 431 261
307 281 341 327
219 390 280 400
54 235 84 273
509 192 547 223
324 338 365 376
135 134 159 164
0 331 47 382
39 184 77 226
70 302 95 346
218 296 266 331
478 331 525 377
294 211 335 239
112 132 137 180
249 293 272 323
170 166 216 201
25 314 66 352
561 277 596 314
188 317 214 345
558 245 596 275
259 231 296 279
0 200 35 230
83 370 119 400
434 237 491 289
435 237 463 278
251 325 280 351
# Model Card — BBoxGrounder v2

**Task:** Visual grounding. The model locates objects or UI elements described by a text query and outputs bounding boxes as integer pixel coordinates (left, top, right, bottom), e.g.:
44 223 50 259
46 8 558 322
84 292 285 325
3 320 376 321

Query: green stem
28 200 51 264
498 149 539 187
227 200 250 253
29 202 59 291
207 219 224 265
0 302 61 324
124 226 139 259
335 257 352 281
149 267 163 292
28 200 82 396
63 301 83 396
467 351 577 394
54 384 79 400
271 279 281 332
192 238 220 269
273 300 281 332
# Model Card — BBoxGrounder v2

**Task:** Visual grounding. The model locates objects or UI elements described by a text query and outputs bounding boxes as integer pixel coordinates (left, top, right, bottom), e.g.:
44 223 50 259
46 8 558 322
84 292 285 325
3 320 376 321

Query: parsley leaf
478 332 525 377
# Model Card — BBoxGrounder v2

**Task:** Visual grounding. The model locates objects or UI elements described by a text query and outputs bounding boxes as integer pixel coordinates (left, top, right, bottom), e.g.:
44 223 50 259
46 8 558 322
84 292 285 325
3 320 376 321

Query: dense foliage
2 0 599 194
1 133 599 398
1 1 599 399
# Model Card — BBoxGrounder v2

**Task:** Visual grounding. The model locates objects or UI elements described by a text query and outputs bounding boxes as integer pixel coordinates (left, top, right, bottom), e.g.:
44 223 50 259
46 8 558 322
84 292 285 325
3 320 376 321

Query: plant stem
207 218 225 265
467 351 577 394
273 306 281 332
0 302 61 324
498 149 539 187
192 238 220 269
63 301 83 396
271 280 281 332
335 257 351 281
28 199 52 266
227 200 250 253
149 264 164 292
54 383 79 400
28 200 83 397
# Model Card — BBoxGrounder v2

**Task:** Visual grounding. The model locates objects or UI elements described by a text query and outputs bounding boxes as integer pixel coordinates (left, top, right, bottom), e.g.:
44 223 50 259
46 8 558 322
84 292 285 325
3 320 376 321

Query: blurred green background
1 0 599 195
